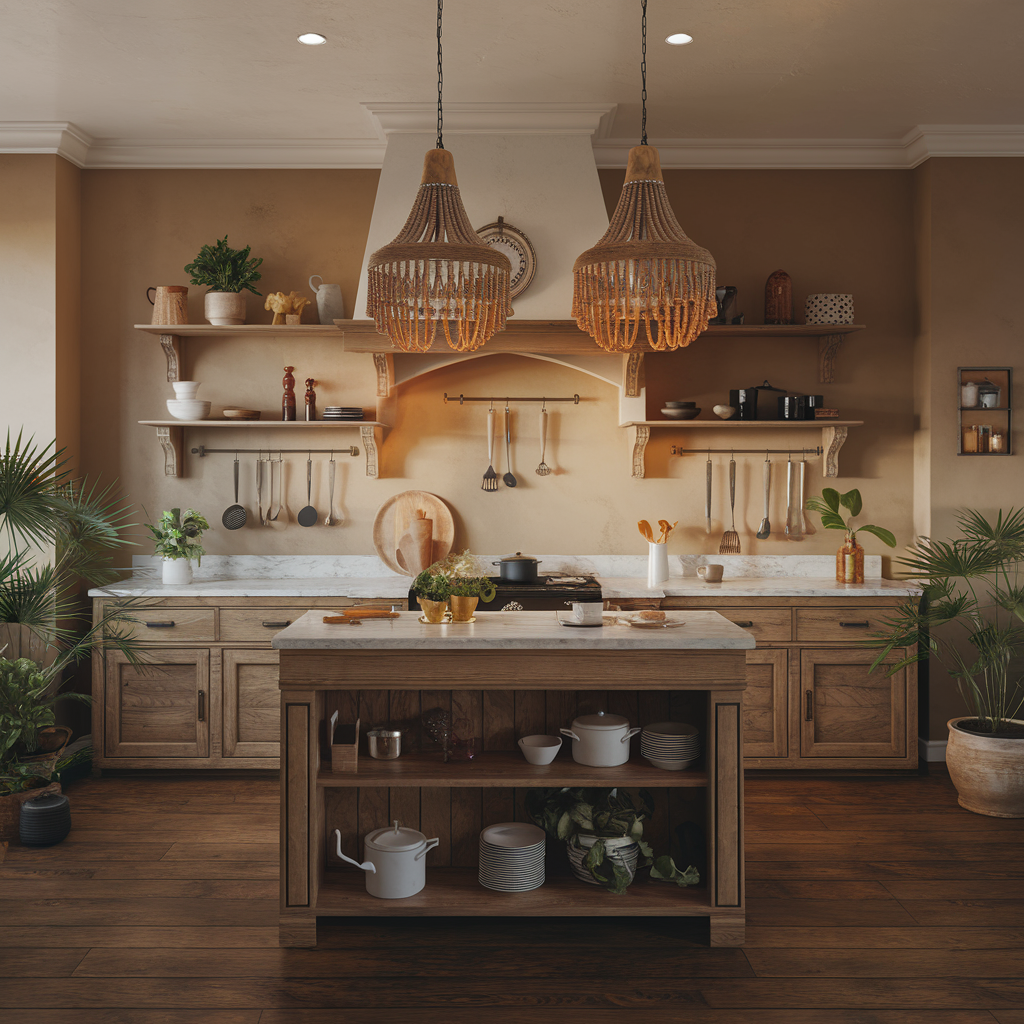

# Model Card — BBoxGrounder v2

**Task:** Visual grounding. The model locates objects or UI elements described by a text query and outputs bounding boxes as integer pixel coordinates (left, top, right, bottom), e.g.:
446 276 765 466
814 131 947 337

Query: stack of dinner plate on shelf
322 406 364 421
478 822 546 892
641 721 701 770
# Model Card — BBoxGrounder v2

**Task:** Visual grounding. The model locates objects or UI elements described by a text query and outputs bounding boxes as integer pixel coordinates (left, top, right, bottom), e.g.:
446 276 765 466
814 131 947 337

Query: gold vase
418 597 449 623
449 595 479 622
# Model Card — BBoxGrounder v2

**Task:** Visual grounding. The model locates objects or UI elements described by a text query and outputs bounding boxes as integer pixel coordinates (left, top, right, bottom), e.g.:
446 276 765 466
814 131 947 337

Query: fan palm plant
872 508 1024 733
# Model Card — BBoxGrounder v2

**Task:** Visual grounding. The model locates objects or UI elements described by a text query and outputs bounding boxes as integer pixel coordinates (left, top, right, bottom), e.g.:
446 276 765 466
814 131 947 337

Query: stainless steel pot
367 728 402 759
493 552 542 583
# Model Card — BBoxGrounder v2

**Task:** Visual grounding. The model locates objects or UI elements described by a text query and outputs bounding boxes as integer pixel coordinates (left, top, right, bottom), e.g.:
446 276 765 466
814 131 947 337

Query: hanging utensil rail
443 394 580 405
191 446 359 457
671 446 823 456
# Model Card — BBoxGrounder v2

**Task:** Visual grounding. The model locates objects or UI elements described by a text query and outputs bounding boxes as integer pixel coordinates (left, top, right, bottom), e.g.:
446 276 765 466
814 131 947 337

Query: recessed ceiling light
297 32 327 45
665 33 693 45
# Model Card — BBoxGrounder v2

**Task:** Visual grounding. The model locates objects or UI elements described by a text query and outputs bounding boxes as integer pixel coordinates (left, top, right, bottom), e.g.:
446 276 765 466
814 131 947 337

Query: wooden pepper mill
282 366 296 421
305 378 318 422
764 270 794 325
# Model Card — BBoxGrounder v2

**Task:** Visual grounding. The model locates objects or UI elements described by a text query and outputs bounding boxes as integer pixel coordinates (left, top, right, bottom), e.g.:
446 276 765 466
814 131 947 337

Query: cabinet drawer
661 603 792 641
795 607 890 642
123 608 216 642
220 608 299 642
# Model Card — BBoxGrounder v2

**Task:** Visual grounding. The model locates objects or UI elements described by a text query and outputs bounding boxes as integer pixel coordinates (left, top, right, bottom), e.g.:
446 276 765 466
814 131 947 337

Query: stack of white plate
322 406 364 421
478 822 545 892
641 721 701 770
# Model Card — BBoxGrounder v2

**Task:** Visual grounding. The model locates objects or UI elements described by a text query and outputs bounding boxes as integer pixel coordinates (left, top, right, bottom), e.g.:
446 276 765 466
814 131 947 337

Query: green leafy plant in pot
805 487 896 583
526 787 699 894
872 508 1024 817
184 235 263 326
412 567 452 624
413 551 497 623
147 508 210 585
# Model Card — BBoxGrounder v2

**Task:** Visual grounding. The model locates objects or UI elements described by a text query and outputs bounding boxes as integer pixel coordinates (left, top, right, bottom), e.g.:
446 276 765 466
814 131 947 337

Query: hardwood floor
2 769 1023 1022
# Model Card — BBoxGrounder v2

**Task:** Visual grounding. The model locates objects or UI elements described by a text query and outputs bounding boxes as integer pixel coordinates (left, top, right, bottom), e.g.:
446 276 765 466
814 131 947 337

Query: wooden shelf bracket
818 333 845 384
156 425 183 477
160 333 181 383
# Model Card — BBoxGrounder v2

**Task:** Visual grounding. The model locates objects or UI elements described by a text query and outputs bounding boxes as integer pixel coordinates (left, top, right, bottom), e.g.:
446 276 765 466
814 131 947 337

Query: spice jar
963 427 979 453
990 432 1006 453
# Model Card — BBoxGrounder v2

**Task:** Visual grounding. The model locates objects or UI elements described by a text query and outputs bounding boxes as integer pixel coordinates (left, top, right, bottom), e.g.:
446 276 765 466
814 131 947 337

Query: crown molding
1 119 1022 170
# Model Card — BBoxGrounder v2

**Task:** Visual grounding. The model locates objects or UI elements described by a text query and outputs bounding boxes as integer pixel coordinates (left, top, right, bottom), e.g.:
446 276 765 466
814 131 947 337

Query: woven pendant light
572 2 716 352
365 1 511 353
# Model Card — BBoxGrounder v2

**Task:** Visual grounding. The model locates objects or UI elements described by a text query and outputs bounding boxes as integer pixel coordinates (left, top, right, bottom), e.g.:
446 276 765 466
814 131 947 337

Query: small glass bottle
836 532 865 584
991 431 1006 453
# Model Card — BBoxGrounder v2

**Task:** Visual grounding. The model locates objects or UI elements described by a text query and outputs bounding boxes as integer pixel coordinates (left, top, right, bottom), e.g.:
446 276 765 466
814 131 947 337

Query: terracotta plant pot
449 595 478 622
417 597 448 624
204 291 247 326
946 717 1024 818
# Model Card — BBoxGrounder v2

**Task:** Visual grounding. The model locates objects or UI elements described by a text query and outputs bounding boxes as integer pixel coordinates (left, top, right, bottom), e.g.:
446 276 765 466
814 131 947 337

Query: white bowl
517 734 562 765
171 381 201 400
166 399 211 421
713 405 736 420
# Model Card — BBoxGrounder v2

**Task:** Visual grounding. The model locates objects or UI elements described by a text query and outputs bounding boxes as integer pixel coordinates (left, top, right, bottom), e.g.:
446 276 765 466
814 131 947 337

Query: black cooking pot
493 553 542 583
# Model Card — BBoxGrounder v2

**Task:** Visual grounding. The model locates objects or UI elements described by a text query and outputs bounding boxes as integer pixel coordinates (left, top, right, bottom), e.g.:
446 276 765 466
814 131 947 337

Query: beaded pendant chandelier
572 0 716 352
366 0 511 353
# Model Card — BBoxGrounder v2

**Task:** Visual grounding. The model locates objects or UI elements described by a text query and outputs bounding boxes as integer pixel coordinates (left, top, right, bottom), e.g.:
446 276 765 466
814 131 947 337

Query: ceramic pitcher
309 276 345 324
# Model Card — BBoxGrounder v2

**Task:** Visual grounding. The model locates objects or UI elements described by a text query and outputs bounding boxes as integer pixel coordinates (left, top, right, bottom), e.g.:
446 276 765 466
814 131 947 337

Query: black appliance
408 572 602 613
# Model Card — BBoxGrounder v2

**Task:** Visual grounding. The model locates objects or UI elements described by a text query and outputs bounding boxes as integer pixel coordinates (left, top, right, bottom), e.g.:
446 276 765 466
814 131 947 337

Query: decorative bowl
663 401 696 408
713 405 736 420
222 408 261 420
517 734 562 765
661 407 701 420
166 399 212 421
171 381 201 400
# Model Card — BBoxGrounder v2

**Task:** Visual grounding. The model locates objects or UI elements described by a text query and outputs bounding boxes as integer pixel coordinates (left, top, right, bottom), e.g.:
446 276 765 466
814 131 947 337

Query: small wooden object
328 713 359 773
814 408 840 418
372 491 455 576
282 366 296 422
764 270 794 325
305 378 317 422
324 610 400 622
397 509 434 575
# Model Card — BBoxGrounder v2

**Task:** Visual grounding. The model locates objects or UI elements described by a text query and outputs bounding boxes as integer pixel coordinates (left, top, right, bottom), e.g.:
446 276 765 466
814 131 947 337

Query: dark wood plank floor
2 768 1023 1023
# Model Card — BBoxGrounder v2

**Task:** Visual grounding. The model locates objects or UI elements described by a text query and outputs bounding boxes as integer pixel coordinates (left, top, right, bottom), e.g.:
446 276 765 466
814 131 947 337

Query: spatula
719 456 740 554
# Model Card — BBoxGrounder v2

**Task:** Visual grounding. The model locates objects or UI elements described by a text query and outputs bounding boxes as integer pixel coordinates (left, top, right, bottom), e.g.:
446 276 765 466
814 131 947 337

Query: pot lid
365 820 427 852
572 711 631 731
499 552 539 562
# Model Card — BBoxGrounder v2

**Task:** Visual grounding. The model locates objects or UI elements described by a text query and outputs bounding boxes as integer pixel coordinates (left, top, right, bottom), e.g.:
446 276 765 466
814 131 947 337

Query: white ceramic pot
171 381 201 400
945 717 1024 818
309 276 345 324
560 712 641 767
161 558 192 585
205 291 247 326
334 822 439 899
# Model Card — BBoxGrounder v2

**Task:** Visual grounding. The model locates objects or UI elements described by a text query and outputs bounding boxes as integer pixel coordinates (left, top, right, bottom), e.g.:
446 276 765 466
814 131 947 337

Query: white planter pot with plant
147 507 210 586
184 235 263 326
875 508 1024 817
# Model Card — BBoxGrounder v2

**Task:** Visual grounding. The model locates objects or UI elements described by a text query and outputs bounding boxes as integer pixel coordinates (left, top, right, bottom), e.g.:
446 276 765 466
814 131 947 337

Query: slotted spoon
719 456 740 554
482 408 498 492
502 406 517 488
221 456 247 530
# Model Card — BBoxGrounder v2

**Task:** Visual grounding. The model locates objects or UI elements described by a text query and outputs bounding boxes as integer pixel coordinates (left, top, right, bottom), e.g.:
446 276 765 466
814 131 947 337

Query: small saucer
555 612 604 628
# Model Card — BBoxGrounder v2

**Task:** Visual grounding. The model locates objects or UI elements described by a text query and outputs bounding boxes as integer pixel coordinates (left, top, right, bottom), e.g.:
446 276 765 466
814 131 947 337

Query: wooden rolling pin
323 610 400 623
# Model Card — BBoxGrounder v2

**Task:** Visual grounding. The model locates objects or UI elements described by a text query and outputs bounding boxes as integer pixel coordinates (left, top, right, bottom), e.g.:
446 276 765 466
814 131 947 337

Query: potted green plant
873 508 1024 817
447 576 497 622
805 487 897 583
183 235 263 326
412 568 452 624
147 508 210 585
412 551 497 623
525 787 699 894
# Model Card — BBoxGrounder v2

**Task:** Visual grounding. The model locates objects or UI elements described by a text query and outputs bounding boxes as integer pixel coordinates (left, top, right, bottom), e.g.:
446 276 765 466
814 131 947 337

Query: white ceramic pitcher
309 276 345 324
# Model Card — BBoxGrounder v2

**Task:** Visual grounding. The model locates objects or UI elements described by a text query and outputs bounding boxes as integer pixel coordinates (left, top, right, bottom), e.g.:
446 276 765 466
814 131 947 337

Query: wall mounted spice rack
957 366 1012 456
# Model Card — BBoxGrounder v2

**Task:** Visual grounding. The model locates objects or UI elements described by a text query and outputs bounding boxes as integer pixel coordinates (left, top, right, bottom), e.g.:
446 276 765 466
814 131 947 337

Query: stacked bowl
641 721 701 770
478 822 545 892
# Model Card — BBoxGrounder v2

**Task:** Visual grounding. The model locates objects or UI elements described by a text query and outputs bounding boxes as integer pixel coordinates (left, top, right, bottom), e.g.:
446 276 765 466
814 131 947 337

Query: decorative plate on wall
476 218 537 299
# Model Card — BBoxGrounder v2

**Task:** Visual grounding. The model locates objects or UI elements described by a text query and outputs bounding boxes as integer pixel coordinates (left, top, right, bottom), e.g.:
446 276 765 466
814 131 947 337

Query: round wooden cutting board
372 491 455 576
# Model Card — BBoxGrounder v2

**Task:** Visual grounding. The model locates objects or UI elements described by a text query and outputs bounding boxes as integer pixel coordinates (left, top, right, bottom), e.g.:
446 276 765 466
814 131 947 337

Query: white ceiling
1 0 1022 166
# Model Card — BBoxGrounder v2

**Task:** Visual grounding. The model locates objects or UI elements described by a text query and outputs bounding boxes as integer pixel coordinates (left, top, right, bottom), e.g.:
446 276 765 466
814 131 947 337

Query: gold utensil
719 456 741 554
658 519 677 544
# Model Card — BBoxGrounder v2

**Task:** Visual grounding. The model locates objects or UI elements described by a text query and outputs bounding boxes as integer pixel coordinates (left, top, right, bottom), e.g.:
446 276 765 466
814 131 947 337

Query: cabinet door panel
800 648 906 758
743 650 788 758
223 649 281 758
104 649 210 757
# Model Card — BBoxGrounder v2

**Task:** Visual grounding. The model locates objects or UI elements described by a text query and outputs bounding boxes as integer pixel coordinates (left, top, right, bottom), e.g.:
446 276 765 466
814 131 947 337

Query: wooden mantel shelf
620 420 864 479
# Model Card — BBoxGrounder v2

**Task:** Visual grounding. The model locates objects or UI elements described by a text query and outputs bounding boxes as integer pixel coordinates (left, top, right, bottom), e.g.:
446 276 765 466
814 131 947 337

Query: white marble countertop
271 609 756 651
603 576 922 598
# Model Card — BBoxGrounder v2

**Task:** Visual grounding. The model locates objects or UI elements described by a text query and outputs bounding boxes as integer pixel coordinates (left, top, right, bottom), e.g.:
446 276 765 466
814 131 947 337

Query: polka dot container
804 293 854 324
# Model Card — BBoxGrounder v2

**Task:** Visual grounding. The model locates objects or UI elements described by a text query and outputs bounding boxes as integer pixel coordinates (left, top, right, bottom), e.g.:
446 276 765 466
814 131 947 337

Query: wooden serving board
372 490 455 576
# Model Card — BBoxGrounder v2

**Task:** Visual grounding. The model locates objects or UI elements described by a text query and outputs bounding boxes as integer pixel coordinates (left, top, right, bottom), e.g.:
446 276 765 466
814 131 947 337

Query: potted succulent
147 508 210 585
526 787 699 894
183 235 263 326
873 508 1024 817
805 487 897 583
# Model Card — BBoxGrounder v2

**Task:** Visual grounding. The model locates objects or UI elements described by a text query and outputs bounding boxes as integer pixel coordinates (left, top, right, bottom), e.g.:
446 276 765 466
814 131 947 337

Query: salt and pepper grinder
305 378 318 422
282 366 296 421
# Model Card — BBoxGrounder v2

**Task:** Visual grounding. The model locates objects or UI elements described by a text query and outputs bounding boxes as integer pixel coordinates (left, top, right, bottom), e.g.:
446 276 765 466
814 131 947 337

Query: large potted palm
873 508 1024 817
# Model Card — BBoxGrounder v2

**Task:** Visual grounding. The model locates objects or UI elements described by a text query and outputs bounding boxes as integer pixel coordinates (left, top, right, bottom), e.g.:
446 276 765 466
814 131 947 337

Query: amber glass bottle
836 532 865 584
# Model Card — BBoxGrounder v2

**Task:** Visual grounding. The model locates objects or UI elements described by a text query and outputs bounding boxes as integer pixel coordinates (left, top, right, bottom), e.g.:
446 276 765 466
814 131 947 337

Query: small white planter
205 291 247 326
161 558 193 585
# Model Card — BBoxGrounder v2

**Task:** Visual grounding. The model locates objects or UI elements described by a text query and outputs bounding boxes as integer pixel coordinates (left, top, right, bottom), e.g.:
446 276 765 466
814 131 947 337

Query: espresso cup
571 601 604 624
697 564 724 583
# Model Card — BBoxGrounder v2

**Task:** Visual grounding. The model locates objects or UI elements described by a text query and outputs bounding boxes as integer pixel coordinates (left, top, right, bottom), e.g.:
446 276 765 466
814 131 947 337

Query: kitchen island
273 609 754 948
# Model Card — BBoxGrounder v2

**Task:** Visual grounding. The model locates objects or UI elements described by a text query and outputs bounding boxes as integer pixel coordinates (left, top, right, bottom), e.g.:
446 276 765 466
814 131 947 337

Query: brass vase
418 597 449 623
449 595 479 622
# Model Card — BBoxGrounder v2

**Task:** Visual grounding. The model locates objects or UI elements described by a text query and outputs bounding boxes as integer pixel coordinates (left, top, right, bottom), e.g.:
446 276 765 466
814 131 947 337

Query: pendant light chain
640 0 648 145
436 0 444 149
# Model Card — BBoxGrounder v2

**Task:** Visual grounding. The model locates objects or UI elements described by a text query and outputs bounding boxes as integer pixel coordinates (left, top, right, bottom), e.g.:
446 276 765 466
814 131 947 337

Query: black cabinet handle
198 690 205 722
262 620 292 628
839 620 870 629
805 690 814 721
734 620 754 628
145 621 176 629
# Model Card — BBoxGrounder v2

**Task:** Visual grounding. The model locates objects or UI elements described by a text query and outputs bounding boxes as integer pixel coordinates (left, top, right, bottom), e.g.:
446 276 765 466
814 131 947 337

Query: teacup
570 601 603 624
697 564 724 583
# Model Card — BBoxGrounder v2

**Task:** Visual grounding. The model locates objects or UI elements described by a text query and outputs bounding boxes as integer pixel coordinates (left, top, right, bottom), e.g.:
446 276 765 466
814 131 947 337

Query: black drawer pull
839 620 870 629
145 621 176 629
198 690 205 722
262 620 292 628
734 620 754 628
805 690 814 720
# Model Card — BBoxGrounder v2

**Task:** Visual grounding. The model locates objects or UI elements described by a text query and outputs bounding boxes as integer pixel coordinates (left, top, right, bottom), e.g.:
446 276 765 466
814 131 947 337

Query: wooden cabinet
743 649 788 758
103 648 210 758
223 649 280 758
800 648 908 759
